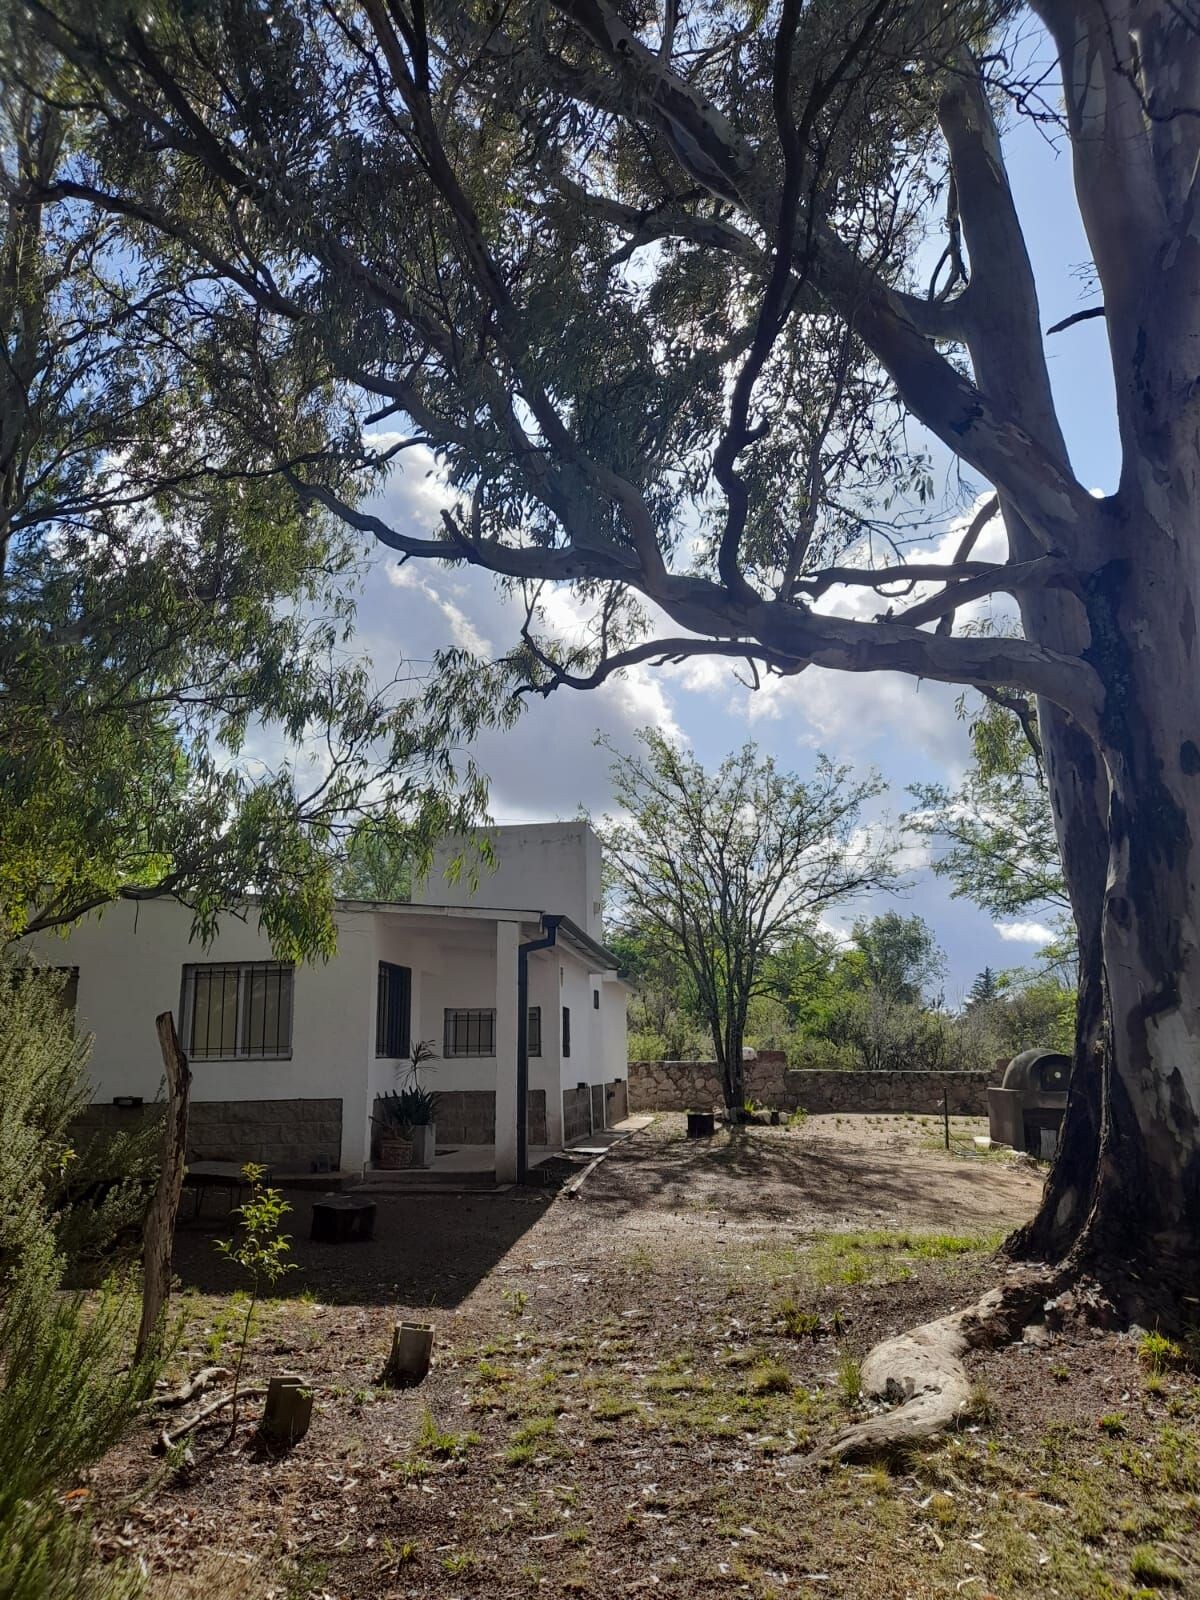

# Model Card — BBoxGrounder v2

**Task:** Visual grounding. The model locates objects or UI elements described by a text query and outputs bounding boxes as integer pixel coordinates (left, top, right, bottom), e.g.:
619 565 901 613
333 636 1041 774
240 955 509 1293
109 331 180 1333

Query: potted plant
372 1091 414 1169
402 1082 439 1169
390 1036 441 1164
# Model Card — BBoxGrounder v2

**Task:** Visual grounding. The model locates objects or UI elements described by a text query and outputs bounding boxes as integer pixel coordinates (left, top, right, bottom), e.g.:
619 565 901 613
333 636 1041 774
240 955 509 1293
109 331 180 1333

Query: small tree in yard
602 732 894 1110
216 1165 296 1440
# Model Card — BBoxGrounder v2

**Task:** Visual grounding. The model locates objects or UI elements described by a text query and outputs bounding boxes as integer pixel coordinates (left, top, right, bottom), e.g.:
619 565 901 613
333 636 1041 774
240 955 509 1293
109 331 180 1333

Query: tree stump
687 1109 715 1138
382 1321 434 1388
259 1374 313 1447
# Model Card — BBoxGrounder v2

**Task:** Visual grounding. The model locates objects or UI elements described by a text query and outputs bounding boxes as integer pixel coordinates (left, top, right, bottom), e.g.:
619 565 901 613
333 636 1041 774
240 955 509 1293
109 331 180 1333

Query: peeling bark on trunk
1067 556 1200 1310
1008 705 1108 1263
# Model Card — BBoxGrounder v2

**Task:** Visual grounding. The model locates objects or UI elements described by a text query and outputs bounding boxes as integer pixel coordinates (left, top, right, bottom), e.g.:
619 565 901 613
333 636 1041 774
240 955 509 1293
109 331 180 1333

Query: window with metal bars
443 1006 543 1057
376 962 412 1058
181 962 293 1059
562 1005 571 1058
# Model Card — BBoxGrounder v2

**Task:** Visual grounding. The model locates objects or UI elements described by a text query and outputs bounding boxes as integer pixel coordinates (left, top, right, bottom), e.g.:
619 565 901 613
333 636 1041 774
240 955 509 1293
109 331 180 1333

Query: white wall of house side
418 942 503 1091
557 952 597 1102
27 898 376 1172
527 946 563 1148
494 921 519 1183
598 976 630 1094
417 822 605 942
367 918 451 1164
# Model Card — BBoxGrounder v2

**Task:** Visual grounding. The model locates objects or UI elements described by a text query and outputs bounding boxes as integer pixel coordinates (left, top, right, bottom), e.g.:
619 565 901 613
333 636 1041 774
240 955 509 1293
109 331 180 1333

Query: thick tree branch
552 0 1100 555
890 556 1078 630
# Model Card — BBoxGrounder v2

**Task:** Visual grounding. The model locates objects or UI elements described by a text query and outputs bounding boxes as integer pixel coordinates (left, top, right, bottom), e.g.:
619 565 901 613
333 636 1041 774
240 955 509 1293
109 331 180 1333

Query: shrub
0 960 160 1600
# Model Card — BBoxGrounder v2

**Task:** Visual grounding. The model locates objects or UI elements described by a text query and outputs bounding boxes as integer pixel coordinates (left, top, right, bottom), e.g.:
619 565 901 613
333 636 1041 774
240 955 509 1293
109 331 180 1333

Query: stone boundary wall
75 1097 344 1171
628 1053 1001 1116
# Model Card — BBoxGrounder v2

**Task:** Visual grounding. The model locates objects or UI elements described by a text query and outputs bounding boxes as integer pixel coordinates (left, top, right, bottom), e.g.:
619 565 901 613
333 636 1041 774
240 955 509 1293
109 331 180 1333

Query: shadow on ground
169 1185 560 1308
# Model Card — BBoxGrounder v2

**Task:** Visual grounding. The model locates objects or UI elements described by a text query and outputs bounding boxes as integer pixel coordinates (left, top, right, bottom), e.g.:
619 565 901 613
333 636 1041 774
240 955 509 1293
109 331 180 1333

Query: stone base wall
74 1098 344 1172
628 1054 1000 1116
371 1090 547 1150
563 1085 591 1145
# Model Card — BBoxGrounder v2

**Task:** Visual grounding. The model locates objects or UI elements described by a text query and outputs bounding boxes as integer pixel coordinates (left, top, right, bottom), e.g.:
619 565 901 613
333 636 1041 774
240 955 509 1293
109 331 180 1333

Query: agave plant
373 1083 439 1132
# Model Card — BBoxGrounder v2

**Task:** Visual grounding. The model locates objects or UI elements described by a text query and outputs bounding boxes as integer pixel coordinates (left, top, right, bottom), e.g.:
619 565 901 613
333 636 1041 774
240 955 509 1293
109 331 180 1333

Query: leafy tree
0 65 493 956
18 0 1200 1301
782 914 950 1073
601 732 894 1108
606 919 707 1063
333 820 415 904
848 912 945 1008
907 698 1069 925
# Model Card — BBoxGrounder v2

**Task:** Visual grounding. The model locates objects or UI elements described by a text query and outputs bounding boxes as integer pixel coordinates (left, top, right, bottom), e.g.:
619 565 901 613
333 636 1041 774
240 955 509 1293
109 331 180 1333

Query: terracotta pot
377 1134 413 1170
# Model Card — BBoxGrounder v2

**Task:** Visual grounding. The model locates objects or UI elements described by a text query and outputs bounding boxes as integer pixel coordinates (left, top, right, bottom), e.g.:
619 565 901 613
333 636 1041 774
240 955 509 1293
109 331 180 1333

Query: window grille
376 963 412 1058
443 1006 542 1057
182 962 293 1059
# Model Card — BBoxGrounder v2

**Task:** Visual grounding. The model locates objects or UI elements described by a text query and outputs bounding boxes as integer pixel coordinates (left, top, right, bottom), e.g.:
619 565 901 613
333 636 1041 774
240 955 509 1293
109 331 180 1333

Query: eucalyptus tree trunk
1076 543 1200 1301
1009 707 1106 1262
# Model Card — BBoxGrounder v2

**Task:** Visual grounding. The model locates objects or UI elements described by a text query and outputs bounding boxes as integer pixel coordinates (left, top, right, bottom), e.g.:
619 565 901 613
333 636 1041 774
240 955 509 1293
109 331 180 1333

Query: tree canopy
907 699 1067 925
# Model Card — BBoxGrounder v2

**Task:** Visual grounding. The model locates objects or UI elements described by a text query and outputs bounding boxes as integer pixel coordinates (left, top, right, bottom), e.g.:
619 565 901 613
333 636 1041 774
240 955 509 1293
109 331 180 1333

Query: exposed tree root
154 1385 268 1454
149 1366 231 1408
820 1266 1060 1462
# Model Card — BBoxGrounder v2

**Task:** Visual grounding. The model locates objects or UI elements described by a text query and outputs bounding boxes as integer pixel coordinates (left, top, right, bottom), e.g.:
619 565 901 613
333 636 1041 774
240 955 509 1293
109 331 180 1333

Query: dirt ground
81 1114 1199 1599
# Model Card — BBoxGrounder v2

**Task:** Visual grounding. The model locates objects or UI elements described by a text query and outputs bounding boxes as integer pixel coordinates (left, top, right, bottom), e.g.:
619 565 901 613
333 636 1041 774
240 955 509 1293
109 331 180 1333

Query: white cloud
386 562 494 656
367 441 461 528
994 919 1055 945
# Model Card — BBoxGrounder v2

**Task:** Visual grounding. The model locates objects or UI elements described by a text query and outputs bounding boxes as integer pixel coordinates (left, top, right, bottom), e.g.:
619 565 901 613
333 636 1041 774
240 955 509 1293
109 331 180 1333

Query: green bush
0 961 160 1600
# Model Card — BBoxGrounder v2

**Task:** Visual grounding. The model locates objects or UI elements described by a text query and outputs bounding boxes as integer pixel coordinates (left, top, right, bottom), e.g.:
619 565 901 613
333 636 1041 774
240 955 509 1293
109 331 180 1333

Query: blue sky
341 72 1113 1003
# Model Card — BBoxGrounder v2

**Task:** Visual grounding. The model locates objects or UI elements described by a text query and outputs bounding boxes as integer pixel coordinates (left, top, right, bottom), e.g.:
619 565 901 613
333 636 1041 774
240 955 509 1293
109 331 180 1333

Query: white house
33 822 629 1182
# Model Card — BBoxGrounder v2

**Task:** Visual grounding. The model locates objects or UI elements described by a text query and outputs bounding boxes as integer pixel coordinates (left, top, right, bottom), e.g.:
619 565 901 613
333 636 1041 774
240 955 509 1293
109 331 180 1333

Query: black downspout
517 916 560 1184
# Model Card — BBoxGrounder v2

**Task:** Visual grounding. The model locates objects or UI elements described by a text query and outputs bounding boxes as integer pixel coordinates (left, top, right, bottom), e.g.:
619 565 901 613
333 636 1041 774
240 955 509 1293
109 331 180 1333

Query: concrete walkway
352 1114 654 1193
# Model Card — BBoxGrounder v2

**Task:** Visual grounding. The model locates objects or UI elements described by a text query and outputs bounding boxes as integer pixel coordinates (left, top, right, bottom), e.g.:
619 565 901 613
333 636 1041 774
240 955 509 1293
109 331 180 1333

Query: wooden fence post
136 1011 192 1362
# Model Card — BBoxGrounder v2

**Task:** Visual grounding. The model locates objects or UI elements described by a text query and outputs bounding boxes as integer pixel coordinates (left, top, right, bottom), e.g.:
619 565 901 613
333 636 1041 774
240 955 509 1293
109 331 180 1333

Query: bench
183 1160 270 1219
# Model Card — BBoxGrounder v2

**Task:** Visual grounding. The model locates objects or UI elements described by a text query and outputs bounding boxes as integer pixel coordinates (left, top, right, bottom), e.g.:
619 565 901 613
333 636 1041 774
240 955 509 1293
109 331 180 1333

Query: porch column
494 919 519 1183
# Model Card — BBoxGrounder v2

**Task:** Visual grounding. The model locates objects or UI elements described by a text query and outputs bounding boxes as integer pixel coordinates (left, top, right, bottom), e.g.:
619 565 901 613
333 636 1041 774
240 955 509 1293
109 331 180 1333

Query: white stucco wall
598 977 630 1090
417 821 605 942
27 898 376 1171
557 956 597 1093
527 945 563 1148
